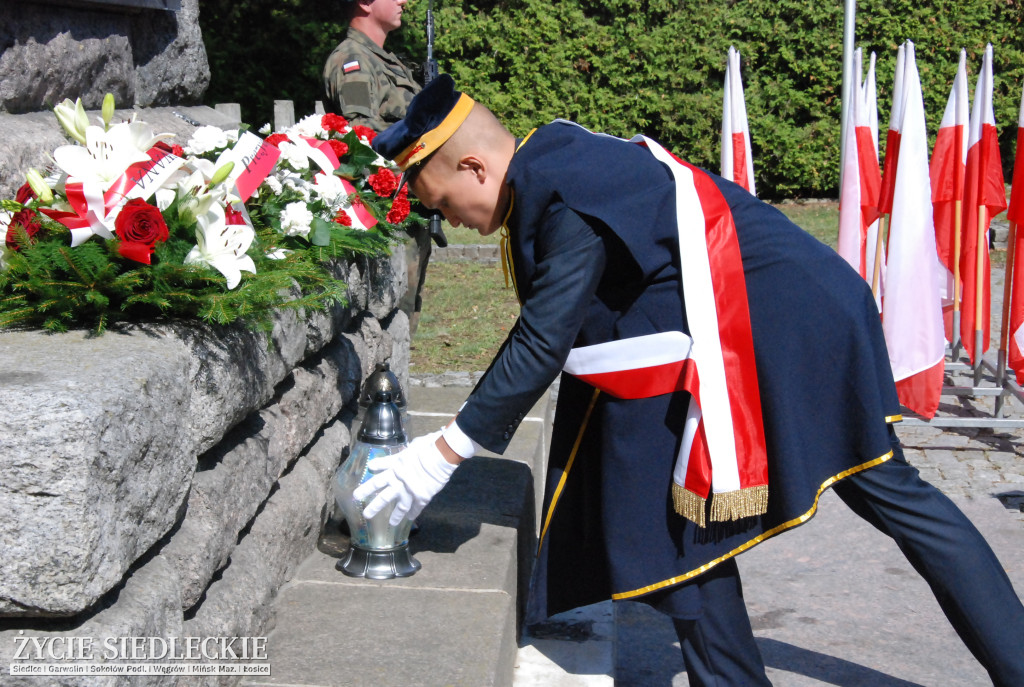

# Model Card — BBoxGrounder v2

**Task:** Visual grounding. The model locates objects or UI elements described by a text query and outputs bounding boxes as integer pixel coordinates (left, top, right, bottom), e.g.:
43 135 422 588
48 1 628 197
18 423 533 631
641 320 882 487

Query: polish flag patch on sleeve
343 61 360 74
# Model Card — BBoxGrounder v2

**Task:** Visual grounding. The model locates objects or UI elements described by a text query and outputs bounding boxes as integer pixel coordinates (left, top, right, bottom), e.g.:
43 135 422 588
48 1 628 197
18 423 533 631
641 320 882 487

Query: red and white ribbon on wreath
59 146 185 245
224 131 282 203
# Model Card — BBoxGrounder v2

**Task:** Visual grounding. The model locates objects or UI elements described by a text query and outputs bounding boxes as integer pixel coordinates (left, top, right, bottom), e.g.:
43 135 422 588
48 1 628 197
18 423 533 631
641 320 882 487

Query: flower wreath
0 96 416 333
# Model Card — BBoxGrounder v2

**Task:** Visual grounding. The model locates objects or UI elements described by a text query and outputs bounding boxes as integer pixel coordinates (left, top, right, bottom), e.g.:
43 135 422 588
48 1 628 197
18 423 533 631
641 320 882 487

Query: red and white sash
563 136 769 527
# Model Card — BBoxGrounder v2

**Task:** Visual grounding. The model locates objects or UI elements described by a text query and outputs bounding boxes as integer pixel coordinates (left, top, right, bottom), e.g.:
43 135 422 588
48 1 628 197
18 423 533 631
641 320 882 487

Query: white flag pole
840 0 857 189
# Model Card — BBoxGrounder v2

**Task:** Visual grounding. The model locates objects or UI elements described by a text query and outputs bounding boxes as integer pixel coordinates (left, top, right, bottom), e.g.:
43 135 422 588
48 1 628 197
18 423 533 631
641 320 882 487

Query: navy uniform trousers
671 427 1024 687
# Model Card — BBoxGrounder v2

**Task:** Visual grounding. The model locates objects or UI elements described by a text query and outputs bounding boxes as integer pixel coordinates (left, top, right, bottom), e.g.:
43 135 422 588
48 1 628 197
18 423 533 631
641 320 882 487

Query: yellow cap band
396 93 475 170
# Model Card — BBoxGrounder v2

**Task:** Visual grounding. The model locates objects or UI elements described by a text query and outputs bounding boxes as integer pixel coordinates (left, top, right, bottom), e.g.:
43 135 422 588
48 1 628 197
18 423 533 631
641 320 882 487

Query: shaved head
409 103 517 237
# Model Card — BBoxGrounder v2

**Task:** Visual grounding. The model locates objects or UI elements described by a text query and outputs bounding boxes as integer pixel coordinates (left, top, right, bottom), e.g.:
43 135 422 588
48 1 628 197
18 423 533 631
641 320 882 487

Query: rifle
422 0 448 247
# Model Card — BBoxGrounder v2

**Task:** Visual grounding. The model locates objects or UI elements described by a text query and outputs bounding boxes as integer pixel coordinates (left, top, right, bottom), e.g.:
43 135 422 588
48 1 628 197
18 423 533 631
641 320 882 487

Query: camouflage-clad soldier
324 0 431 335
323 25 420 131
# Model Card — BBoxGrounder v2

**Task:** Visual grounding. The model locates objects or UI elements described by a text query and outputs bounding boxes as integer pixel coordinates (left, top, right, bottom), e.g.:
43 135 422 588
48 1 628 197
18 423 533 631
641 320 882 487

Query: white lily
101 93 116 129
53 98 89 145
53 119 171 190
184 203 256 290
169 170 228 224
25 169 53 204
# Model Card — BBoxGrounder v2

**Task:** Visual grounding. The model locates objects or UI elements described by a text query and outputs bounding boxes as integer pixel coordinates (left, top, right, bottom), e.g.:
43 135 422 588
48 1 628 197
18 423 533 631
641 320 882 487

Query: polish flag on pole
721 46 756 195
877 43 906 218
863 52 886 304
1003 82 1024 383
960 43 1007 365
882 41 946 418
930 49 970 342
838 48 882 308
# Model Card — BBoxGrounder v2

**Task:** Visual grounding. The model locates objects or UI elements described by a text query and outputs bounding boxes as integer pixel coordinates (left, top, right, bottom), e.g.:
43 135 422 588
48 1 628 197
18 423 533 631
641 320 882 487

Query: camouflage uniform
324 26 430 335
323 27 421 134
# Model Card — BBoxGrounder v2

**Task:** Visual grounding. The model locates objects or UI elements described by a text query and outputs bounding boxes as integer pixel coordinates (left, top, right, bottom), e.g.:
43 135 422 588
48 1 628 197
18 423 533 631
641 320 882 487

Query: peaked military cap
371 74 475 171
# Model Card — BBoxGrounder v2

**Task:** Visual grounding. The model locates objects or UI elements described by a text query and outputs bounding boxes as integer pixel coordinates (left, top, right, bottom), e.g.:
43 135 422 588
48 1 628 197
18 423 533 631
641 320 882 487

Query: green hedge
201 0 1024 199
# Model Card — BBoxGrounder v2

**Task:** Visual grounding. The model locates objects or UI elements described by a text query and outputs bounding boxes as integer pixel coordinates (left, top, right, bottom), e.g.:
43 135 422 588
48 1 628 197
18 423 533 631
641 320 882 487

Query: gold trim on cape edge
611 449 895 600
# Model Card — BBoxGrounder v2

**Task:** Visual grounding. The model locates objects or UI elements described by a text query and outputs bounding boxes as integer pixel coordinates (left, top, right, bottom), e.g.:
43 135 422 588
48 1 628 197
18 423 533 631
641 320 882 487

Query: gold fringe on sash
673 483 769 528
672 483 708 528
709 484 769 523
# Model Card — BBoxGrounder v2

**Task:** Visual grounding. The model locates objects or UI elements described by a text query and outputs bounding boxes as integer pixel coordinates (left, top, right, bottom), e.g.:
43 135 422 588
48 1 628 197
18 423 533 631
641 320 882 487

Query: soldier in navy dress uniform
354 75 1024 686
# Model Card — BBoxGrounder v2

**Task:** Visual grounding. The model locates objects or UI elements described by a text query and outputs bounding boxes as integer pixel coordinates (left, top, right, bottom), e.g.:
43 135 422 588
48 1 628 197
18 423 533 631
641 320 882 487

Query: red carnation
368 168 398 197
114 199 169 265
334 209 352 226
327 139 349 159
265 133 289 147
386 186 411 224
322 113 349 133
171 144 185 158
352 125 376 144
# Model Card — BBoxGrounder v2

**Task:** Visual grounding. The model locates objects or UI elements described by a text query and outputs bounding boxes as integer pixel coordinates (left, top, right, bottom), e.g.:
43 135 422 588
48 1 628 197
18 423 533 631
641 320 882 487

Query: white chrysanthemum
185 125 230 156
258 123 272 135
313 172 345 206
263 174 283 195
278 141 309 172
281 172 312 202
280 201 314 238
292 114 326 139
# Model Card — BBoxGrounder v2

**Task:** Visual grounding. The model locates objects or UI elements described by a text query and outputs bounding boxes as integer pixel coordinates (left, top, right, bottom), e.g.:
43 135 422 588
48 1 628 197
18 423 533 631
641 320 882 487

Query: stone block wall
1 0 208 115
0 249 410 685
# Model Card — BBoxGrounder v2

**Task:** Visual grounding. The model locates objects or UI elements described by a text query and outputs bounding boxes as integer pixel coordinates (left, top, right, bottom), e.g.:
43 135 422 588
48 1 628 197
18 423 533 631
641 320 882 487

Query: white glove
353 431 459 526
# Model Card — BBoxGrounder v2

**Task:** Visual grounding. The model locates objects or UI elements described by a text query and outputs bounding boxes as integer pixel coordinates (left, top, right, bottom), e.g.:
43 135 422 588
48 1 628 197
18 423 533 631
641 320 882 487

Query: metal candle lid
357 390 407 446
359 362 406 412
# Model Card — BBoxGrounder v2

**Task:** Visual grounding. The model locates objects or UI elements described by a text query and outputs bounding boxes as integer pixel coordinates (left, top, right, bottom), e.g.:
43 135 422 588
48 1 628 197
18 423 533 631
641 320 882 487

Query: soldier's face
368 0 406 32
